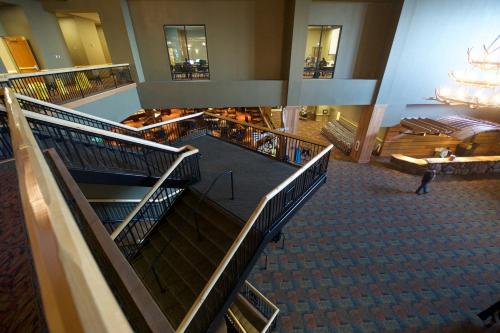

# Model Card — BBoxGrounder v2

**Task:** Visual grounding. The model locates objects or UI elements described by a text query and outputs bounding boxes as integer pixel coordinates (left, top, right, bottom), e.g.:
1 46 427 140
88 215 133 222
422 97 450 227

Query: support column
285 0 310 106
350 104 386 163
282 106 300 134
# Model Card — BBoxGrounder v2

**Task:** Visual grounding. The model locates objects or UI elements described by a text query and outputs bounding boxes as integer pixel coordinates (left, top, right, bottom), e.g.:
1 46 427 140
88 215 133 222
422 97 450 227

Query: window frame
304 24 343 79
163 24 210 81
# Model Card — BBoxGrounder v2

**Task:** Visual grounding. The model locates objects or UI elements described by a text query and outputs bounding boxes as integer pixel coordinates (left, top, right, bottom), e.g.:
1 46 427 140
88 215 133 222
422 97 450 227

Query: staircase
131 189 244 331
2 91 332 333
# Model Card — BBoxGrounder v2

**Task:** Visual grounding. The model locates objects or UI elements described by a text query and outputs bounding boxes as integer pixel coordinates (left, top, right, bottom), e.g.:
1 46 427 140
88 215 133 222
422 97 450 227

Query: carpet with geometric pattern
0 160 47 333
249 159 500 332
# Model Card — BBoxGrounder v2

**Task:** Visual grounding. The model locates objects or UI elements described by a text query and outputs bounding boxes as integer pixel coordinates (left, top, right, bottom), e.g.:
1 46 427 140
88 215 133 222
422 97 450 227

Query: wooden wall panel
472 132 500 155
380 126 500 157
380 125 461 157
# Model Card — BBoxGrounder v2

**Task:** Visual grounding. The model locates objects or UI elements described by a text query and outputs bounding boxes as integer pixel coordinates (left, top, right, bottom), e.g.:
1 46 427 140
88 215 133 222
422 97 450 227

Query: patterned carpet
1 139 499 332
0 160 47 333
249 158 500 332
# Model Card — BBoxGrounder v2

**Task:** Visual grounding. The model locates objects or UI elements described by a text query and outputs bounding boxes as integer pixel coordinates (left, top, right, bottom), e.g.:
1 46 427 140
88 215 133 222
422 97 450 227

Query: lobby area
0 0 499 332
249 159 500 332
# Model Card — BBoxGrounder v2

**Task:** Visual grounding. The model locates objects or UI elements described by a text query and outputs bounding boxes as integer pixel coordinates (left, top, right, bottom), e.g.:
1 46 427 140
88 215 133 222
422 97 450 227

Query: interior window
303 25 341 79
164 25 209 80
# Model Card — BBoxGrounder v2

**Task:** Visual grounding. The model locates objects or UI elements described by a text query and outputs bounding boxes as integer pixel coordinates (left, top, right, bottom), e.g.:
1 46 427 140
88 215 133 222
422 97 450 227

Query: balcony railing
12 94 205 145
204 112 327 166
303 66 335 79
3 64 133 104
5 95 328 169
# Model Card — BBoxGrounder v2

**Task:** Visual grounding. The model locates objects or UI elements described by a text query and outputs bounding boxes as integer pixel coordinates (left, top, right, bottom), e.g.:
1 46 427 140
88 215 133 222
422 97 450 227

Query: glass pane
185 25 209 79
304 26 322 78
165 25 188 68
303 25 341 79
319 26 340 68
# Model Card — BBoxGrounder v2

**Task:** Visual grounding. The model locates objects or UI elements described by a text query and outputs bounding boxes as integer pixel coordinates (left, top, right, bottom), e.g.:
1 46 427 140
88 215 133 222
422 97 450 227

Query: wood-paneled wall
380 125 500 157
380 125 461 157
472 131 500 155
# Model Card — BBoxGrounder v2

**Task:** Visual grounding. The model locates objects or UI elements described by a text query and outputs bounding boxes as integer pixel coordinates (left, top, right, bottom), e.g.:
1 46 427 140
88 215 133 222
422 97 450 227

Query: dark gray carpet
185 136 298 221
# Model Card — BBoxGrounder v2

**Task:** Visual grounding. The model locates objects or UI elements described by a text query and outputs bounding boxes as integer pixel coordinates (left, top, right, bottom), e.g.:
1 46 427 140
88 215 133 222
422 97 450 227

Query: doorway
2 36 39 72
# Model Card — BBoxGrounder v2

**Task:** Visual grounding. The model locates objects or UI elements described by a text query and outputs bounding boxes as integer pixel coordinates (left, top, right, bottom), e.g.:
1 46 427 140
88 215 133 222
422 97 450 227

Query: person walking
416 169 437 195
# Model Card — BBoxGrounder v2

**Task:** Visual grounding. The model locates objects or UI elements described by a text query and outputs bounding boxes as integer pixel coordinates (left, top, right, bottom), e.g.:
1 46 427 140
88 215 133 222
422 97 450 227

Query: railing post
111 68 118 88
230 171 234 200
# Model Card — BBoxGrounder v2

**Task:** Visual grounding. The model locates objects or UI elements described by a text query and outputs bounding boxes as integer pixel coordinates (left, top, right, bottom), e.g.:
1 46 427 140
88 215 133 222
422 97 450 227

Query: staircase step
180 190 243 238
131 188 257 332
132 246 190 327
150 228 208 292
173 203 236 254
158 213 220 275
138 241 196 303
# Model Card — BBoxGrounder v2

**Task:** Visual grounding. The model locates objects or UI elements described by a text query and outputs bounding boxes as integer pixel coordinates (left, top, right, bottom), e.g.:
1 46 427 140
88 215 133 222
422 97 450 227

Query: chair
75 72 92 90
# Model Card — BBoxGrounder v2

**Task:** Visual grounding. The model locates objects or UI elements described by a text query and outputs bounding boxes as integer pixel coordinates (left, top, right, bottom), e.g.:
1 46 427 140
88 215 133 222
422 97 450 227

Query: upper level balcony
0 64 133 105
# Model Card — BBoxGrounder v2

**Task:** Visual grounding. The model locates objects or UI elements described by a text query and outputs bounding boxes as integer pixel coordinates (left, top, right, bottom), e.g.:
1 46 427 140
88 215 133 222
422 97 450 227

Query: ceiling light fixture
434 35 499 109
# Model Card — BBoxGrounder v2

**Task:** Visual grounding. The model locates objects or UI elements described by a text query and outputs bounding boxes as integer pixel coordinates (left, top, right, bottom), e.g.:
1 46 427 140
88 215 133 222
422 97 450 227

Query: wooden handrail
226 308 248 333
45 148 175 333
204 112 329 147
110 148 199 240
139 112 204 130
176 143 333 332
3 87 132 332
243 281 279 333
6 63 130 79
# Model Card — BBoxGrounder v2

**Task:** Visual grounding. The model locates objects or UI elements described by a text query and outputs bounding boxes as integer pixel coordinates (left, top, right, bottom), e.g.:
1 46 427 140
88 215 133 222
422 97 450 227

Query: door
3 36 39 73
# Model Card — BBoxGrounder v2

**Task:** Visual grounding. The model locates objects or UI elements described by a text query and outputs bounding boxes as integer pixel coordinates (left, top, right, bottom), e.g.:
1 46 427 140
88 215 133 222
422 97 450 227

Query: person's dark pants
416 181 429 194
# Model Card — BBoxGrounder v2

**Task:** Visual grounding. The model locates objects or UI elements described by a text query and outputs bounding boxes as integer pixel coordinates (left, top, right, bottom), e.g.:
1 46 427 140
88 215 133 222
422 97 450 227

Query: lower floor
249 160 500 332
0 160 47 333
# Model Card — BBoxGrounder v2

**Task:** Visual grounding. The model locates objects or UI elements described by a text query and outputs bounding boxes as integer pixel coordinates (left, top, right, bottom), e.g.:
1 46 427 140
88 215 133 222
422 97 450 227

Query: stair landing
186 135 297 220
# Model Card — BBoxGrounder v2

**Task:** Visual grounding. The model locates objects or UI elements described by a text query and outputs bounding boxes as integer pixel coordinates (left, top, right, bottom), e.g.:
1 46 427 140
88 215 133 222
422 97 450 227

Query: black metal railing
140 115 207 145
204 113 327 166
0 110 181 177
239 281 279 332
0 112 12 160
303 67 335 79
184 147 331 332
90 201 139 234
6 64 133 104
8 97 326 169
171 64 210 81
14 95 205 146
113 152 201 259
225 281 279 333
45 148 175 333
17 96 141 138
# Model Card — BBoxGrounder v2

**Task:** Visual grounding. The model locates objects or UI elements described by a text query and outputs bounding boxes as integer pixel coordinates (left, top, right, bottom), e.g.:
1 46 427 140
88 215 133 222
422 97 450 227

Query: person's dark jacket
422 170 435 183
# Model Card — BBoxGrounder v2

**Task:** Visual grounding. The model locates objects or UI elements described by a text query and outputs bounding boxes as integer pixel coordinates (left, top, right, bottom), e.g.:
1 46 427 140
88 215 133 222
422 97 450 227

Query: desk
391 154 500 175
